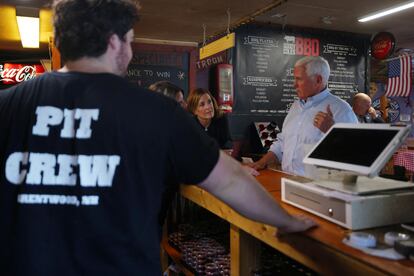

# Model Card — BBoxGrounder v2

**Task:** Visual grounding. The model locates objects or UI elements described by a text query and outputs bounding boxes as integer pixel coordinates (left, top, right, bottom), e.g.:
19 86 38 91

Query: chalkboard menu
126 52 189 94
230 23 369 139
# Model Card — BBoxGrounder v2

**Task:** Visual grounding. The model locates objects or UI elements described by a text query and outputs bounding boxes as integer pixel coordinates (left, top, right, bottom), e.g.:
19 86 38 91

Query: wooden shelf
161 238 194 276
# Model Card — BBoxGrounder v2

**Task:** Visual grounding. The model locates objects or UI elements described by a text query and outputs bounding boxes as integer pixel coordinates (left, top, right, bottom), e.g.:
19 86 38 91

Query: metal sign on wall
0 63 45 85
371 32 395 60
199 33 235 60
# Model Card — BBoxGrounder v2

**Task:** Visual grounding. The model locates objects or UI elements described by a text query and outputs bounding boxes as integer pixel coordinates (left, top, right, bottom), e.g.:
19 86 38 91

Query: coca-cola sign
0 63 45 84
371 32 395 60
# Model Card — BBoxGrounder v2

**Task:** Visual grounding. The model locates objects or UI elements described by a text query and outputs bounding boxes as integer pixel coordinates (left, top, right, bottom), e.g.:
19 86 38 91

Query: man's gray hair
295 56 330 86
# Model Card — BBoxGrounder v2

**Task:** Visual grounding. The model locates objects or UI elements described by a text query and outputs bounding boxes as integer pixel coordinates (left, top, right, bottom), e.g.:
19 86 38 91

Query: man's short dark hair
148 81 183 99
53 0 139 61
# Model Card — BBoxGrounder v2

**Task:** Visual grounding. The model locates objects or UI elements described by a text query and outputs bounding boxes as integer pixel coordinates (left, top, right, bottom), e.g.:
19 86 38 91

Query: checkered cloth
393 149 414 173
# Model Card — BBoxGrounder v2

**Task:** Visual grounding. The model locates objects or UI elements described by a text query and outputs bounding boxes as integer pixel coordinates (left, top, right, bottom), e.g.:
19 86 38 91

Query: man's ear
108 33 121 51
315 74 323 85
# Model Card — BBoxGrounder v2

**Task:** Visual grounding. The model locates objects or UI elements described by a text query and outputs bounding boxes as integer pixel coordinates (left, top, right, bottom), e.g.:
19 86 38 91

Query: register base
281 177 414 230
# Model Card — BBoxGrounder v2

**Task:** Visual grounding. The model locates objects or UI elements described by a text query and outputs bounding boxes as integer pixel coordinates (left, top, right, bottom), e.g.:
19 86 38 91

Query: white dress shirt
269 88 358 176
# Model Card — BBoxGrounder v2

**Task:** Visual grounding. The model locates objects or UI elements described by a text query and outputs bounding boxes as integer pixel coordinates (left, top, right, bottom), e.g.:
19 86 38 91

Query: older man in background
352 92 385 123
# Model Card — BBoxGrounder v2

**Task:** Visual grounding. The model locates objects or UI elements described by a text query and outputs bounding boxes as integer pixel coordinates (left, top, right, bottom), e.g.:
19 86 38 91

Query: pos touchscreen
303 123 411 178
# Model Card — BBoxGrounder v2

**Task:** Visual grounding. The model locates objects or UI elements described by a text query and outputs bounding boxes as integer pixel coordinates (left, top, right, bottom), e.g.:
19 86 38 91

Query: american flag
384 54 412 97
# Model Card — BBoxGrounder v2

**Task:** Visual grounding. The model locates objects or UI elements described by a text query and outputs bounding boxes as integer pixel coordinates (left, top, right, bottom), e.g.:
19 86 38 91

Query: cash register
281 123 414 229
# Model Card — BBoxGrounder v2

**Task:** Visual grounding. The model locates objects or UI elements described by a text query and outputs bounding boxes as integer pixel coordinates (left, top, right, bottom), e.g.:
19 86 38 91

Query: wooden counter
179 169 414 276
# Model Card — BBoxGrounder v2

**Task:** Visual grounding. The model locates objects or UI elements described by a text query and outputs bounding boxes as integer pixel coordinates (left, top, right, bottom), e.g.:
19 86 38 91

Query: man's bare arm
199 151 316 234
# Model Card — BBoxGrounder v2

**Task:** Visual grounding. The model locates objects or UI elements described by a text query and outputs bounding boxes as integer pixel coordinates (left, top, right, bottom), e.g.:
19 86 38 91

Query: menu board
126 52 189 94
230 24 369 139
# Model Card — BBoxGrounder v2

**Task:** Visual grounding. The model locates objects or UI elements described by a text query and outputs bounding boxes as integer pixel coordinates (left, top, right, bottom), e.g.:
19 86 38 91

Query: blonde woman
187 88 232 149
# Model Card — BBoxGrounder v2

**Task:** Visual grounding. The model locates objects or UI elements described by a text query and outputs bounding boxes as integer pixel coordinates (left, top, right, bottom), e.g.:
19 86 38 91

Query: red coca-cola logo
0 63 45 84
371 32 395 60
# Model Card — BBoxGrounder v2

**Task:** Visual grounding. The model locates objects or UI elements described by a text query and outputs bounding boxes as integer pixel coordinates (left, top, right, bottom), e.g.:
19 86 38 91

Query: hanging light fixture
358 1 414 23
16 6 40 48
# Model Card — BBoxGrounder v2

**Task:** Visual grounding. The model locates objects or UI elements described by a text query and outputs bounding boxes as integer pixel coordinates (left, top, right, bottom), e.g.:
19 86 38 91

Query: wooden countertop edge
180 178 414 275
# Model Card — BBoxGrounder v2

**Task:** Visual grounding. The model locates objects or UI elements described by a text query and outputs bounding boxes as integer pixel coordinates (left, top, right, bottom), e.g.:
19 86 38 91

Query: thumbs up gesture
313 105 334 133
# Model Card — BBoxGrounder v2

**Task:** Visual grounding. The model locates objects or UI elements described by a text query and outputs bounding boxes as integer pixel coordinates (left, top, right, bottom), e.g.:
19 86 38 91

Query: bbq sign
0 63 45 84
283 36 320 56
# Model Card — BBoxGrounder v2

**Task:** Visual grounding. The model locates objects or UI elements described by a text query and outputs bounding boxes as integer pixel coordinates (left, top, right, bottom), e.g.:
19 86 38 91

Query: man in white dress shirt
249 56 358 176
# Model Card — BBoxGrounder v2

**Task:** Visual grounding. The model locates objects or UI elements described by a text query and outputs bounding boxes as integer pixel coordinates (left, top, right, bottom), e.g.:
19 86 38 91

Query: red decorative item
254 122 280 149
216 64 233 113
371 32 395 60
393 149 414 173
0 63 45 85
258 124 265 131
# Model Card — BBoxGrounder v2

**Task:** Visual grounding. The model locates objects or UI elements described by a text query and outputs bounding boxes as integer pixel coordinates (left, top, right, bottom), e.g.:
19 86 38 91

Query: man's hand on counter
242 165 260 176
277 214 318 236
247 160 267 170
246 151 279 171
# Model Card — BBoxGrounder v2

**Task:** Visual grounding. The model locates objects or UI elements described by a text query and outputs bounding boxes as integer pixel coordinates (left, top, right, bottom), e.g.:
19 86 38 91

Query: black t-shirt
0 72 219 275
194 115 232 149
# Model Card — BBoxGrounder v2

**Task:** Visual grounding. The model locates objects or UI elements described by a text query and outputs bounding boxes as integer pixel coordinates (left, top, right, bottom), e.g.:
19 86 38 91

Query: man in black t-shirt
0 1 316 275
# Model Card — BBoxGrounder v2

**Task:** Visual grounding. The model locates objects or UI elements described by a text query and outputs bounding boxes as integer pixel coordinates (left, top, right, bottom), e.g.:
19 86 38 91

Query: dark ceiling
2 0 51 8
0 0 413 54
